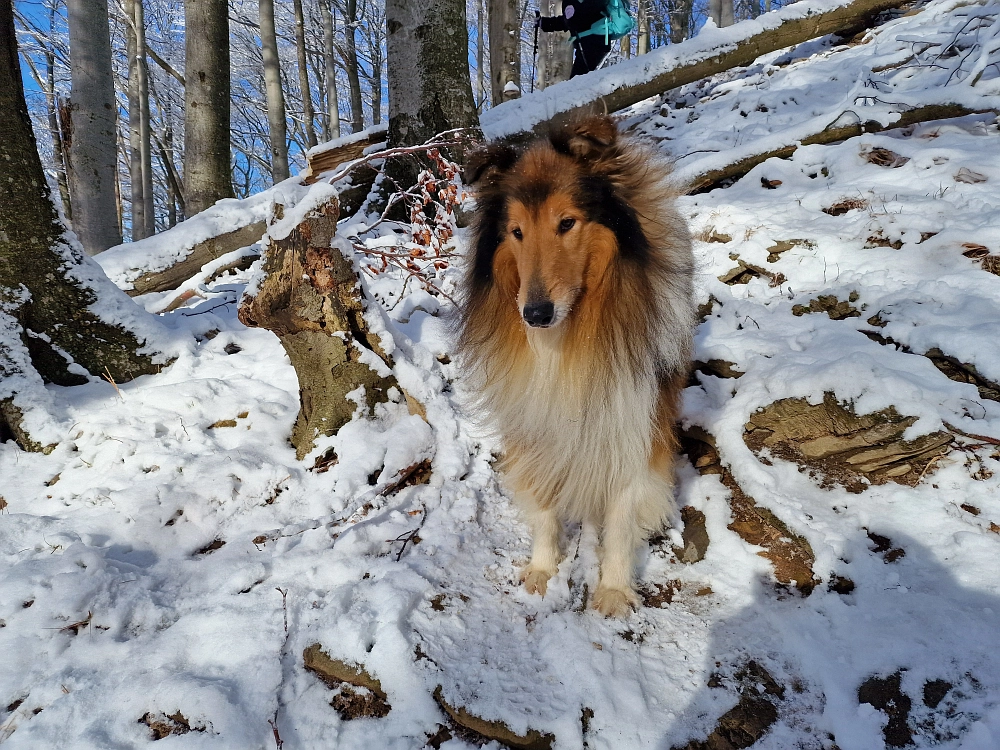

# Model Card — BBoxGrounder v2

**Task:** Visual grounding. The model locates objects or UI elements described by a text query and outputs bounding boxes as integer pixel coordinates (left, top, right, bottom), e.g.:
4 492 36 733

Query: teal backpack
575 0 635 44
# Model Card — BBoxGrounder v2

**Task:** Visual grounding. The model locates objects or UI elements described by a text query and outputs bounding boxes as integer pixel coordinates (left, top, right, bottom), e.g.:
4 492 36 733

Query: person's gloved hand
539 15 568 32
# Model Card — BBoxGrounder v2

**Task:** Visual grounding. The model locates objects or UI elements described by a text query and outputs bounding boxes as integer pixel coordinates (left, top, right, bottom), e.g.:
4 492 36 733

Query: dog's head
465 116 649 331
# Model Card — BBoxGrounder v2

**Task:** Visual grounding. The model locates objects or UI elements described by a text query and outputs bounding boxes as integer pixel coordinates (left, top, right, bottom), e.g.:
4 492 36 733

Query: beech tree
124 0 154 239
260 0 290 181
66 0 122 254
184 0 233 214
1 0 165 450
488 0 520 103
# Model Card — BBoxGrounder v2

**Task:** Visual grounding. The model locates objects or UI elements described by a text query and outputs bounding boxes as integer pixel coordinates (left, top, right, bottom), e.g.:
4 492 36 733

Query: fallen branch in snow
481 0 916 140
685 103 998 192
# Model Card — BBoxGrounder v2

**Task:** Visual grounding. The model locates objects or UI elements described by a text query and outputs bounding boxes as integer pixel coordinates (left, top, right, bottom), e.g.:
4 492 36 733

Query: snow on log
680 103 999 193
237 189 399 460
304 124 388 183
96 179 311 295
481 0 912 141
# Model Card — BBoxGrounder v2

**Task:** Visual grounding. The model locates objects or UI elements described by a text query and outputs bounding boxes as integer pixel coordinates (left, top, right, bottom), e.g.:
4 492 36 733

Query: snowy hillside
3 1 1000 748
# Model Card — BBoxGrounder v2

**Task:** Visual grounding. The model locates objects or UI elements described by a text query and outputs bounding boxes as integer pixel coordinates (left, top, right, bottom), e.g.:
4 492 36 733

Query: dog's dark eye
511 228 523 240
558 217 576 233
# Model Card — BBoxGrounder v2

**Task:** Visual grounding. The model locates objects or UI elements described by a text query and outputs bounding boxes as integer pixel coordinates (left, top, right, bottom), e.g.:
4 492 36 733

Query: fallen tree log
481 0 912 141
304 124 387 183
682 103 999 193
237 190 399 460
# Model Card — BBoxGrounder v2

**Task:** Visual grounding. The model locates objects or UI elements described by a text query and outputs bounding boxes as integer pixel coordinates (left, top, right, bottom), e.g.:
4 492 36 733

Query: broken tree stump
238 195 398 460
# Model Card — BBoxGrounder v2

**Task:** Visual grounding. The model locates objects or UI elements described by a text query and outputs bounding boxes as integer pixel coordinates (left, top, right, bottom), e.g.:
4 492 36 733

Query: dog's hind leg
520 500 561 597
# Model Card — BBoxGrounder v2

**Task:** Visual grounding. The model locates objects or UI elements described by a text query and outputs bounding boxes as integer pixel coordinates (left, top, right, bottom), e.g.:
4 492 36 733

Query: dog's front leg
520 501 561 596
593 483 647 617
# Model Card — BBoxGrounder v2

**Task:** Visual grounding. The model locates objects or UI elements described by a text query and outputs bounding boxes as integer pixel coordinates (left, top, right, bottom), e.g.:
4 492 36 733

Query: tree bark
45 3 71 220
125 0 155 240
386 0 479 149
488 0 521 103
184 0 233 215
322 0 341 140
668 0 693 43
65 0 122 254
638 0 651 54
477 0 485 108
343 0 365 133
293 0 317 149
710 0 735 27
259 0 290 182
1 0 165 450
238 198 399 460
536 0 573 89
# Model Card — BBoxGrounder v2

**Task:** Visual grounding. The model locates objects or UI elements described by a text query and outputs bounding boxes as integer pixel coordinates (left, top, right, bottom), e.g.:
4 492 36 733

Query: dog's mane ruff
456 123 694 527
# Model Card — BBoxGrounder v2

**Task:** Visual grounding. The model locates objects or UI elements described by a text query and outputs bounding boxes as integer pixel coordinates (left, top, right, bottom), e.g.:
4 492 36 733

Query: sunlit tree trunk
66 0 122 254
125 0 155 239
259 0 289 181
184 0 233 214
488 0 520 103
343 0 365 133
293 0 317 148
322 0 340 140
536 0 572 89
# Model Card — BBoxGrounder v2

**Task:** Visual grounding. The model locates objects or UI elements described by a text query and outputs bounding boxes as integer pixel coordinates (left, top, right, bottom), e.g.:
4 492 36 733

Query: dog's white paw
592 586 638 617
520 566 554 596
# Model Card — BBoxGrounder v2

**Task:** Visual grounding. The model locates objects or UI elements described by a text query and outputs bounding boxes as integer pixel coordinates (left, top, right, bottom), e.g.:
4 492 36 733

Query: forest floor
3 0 1000 748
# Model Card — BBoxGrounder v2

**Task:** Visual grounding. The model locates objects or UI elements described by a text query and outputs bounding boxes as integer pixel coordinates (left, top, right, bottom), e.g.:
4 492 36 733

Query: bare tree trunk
476 0 486 109
343 0 365 133
44 3 71 220
125 0 155 239
386 0 479 148
710 0 735 27
536 0 572 90
1 0 164 450
65 0 122 254
638 0 651 54
488 0 521 103
367 16 384 125
259 0 290 181
322 0 340 139
669 0 693 43
293 0 317 148
184 0 233 215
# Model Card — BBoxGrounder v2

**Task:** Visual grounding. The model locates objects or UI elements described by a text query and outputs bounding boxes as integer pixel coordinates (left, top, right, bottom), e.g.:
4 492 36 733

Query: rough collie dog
457 116 695 617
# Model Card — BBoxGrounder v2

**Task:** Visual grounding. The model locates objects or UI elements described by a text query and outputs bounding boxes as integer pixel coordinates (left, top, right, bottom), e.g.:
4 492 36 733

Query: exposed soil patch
792 292 861 320
858 671 913 747
823 197 869 215
675 661 785 750
867 530 906 563
673 506 711 563
765 239 813 263
642 580 682 608
744 394 952 490
139 711 204 740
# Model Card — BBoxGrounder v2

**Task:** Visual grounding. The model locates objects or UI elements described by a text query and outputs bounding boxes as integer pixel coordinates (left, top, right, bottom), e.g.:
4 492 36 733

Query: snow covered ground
3 1 1000 747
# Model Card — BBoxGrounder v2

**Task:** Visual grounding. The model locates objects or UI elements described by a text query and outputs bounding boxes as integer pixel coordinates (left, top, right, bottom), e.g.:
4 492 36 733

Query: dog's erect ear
464 144 519 187
550 115 619 161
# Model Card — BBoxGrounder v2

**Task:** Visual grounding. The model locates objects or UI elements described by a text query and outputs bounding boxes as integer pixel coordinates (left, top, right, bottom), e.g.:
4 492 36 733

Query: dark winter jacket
539 0 608 38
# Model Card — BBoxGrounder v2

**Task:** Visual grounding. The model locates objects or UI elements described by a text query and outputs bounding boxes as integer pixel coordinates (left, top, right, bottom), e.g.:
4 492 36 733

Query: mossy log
237 196 398 460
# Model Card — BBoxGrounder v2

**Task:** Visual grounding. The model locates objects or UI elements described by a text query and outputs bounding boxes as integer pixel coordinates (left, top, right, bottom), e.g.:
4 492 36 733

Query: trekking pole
531 10 540 93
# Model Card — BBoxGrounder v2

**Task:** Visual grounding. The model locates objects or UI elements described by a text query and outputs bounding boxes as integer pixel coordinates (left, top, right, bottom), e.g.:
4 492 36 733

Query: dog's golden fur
458 116 695 616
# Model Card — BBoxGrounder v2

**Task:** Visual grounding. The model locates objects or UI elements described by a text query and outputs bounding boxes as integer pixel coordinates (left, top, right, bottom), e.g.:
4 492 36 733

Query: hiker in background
537 0 634 77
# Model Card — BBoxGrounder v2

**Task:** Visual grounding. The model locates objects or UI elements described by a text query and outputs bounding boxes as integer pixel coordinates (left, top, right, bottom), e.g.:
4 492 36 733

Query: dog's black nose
523 301 555 327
